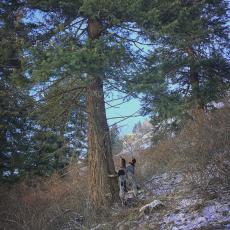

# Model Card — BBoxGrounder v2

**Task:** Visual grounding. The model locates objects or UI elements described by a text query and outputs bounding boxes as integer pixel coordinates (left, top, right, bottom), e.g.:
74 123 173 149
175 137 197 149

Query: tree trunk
187 47 204 110
87 77 119 208
86 19 119 209
190 67 205 111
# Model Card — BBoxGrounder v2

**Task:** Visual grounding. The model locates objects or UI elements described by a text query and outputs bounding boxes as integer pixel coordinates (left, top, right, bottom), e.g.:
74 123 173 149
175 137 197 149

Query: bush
0 163 90 230
136 107 230 188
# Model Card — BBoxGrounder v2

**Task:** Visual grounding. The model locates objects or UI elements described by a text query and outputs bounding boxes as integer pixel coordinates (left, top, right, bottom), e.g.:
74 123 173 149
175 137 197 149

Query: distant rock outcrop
118 120 153 155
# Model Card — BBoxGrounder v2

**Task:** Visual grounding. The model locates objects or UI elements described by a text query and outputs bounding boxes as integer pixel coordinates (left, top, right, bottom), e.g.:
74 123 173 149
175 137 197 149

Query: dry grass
136 107 230 187
0 164 90 230
1 106 230 229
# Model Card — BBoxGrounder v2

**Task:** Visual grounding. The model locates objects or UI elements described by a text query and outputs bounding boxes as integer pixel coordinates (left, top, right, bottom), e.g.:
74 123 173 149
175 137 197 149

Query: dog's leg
119 176 127 206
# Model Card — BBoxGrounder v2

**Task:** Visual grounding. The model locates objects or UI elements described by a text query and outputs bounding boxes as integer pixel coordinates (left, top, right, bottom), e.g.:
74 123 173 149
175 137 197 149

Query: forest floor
64 171 230 230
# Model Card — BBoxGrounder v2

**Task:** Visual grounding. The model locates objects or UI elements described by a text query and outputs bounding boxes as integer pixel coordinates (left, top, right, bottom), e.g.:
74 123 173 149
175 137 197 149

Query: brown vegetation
0 164 89 230
136 107 230 188
1 106 230 229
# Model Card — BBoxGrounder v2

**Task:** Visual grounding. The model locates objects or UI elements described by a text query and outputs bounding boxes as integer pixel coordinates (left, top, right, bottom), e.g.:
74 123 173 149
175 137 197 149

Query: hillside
89 171 230 230
1 107 230 230
1 1 230 229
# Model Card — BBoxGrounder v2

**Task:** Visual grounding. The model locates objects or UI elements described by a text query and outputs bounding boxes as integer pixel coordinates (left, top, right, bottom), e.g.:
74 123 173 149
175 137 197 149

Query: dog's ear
120 157 126 168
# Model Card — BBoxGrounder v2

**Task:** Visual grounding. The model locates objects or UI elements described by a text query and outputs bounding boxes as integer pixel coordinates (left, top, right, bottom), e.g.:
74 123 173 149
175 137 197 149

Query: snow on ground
162 199 230 230
64 171 230 230
145 172 184 195
115 172 230 230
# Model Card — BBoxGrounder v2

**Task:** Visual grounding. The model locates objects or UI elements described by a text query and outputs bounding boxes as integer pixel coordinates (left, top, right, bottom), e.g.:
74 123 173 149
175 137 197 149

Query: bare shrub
0 163 90 230
137 107 230 188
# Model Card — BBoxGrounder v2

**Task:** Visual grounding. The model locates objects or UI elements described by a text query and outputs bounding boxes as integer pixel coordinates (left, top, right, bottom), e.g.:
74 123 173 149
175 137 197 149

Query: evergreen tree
0 76 33 181
110 124 123 155
132 121 142 133
0 0 34 181
131 0 230 127
0 1 87 181
26 0 139 208
65 107 87 158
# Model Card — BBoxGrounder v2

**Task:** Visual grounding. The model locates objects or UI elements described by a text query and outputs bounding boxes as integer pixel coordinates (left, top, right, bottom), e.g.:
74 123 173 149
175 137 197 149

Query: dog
117 157 127 205
126 158 138 197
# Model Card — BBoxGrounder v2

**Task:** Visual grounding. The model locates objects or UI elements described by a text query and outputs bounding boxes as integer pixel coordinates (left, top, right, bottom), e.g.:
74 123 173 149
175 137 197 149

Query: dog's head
129 158 136 166
120 157 126 168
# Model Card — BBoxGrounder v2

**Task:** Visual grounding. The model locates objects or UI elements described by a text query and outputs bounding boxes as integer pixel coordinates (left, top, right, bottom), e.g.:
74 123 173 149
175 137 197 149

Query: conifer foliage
0 0 33 181
26 0 136 208
0 0 229 211
0 0 88 181
132 0 230 126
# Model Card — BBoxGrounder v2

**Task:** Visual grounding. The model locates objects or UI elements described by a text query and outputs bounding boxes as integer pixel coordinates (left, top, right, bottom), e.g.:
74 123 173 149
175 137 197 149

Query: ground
63 172 230 230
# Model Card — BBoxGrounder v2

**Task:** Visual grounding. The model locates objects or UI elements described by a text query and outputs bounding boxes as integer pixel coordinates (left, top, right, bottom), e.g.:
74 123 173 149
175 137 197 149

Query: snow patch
139 200 164 214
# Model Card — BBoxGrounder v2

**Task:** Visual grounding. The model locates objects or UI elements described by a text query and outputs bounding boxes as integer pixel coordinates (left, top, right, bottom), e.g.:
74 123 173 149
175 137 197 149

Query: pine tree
131 0 230 126
0 0 34 181
26 0 138 208
0 1 85 181
132 121 142 133
110 124 123 155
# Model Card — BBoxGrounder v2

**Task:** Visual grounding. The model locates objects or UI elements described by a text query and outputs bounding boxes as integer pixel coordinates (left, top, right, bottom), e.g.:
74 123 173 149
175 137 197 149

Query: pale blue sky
25 10 149 135
105 93 148 136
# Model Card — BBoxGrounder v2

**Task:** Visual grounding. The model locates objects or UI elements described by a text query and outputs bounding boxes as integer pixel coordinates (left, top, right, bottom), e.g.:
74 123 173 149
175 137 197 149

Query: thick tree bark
87 77 119 208
86 19 119 209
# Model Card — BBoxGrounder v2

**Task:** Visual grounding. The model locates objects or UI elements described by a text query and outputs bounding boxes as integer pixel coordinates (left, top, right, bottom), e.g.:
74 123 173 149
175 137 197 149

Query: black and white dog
109 157 138 205
126 158 138 197
117 157 127 205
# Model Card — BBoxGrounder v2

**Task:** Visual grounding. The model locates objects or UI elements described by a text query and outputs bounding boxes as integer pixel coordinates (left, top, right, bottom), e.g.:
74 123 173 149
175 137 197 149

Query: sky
105 92 148 136
24 10 149 136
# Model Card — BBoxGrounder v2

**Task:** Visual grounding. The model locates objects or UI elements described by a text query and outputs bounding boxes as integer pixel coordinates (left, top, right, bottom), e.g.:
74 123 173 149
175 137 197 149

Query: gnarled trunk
87 19 119 209
87 77 119 208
